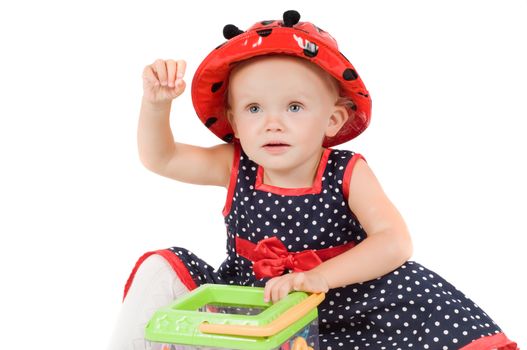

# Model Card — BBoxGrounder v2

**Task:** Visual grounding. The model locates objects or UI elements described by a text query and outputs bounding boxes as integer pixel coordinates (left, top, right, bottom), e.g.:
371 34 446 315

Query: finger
269 277 286 302
166 59 177 88
153 59 168 86
269 276 289 302
172 79 186 97
264 277 280 302
142 65 159 86
275 278 293 301
176 60 187 79
175 60 187 88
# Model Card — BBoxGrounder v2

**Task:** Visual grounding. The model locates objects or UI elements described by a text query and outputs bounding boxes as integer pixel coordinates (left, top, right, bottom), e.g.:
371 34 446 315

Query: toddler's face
227 55 347 171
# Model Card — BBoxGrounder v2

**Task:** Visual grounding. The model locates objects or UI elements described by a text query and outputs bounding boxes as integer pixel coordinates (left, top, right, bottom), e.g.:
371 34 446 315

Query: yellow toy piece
291 336 313 350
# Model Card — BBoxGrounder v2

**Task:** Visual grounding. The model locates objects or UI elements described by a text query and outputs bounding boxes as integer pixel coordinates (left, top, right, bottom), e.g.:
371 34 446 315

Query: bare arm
138 59 233 187
310 158 413 288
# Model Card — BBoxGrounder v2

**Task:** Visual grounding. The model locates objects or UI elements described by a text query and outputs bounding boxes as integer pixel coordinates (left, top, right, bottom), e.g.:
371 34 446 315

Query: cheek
232 118 261 142
306 117 330 136
233 119 251 136
293 124 326 146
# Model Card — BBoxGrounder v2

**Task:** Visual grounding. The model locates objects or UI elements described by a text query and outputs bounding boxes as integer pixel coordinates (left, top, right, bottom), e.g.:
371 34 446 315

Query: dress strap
342 153 366 200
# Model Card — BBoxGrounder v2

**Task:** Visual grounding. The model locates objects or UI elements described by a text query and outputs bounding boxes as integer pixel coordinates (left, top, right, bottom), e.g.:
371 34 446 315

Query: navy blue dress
125 144 514 350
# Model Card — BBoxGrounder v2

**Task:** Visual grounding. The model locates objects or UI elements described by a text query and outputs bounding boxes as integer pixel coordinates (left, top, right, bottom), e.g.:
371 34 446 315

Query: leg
107 254 189 350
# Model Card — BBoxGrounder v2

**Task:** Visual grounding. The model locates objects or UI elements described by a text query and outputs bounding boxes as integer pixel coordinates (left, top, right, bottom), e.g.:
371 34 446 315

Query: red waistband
236 236 356 279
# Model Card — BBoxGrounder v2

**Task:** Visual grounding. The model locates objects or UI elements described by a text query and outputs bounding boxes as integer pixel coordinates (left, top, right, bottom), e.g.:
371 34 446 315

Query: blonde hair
331 80 356 113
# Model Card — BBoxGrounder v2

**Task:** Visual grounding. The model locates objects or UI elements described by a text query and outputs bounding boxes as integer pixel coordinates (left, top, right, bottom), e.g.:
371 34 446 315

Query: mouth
262 141 291 154
263 141 290 148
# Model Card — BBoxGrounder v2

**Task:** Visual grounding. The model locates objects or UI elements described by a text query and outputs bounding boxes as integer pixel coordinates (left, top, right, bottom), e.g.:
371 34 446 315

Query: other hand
263 270 329 303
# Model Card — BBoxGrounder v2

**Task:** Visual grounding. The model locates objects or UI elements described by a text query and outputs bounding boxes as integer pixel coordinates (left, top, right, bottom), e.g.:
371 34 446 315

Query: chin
254 151 291 168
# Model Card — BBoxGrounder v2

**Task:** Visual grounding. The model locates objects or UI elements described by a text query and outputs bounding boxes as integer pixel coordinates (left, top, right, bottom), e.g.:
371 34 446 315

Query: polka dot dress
148 145 508 349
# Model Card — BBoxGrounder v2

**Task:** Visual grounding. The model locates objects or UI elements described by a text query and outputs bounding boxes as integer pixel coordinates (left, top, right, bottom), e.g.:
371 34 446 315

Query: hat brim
191 26 371 147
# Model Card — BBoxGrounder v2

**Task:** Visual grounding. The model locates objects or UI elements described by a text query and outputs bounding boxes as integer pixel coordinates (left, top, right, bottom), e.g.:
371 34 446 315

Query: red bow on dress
251 237 322 279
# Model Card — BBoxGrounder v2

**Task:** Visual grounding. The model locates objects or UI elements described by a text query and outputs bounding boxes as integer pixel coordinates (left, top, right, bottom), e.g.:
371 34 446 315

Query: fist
142 59 187 104
263 270 329 303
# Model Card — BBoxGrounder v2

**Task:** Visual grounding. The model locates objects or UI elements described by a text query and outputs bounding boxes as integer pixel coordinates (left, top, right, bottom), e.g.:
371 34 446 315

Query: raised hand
142 59 187 105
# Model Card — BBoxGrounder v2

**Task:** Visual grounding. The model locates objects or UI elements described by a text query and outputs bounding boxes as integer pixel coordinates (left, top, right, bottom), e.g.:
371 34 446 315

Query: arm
264 157 413 302
138 59 233 187
309 157 413 288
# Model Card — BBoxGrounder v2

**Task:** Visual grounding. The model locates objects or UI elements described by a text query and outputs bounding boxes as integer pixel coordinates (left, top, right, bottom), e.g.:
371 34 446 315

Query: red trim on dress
122 249 198 302
222 143 241 217
459 332 518 350
255 148 331 196
342 153 366 200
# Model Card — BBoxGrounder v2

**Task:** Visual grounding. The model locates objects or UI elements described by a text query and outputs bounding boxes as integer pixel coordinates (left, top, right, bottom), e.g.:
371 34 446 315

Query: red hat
191 10 372 147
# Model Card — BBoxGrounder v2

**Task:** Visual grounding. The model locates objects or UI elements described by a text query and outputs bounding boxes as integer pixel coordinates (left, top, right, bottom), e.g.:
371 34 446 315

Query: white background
1 0 525 348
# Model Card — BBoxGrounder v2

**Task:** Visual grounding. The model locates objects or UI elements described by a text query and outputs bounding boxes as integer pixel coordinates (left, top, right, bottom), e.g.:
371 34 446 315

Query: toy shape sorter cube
145 284 325 350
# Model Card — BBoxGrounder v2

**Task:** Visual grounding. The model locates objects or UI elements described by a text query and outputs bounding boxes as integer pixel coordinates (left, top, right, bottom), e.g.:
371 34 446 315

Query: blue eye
289 104 302 112
248 105 261 113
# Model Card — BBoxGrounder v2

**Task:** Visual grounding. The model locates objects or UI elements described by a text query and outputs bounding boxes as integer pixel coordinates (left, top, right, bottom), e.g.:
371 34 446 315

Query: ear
325 105 349 137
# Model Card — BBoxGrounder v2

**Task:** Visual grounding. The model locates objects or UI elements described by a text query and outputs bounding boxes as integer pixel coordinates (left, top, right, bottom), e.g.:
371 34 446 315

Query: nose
264 112 284 132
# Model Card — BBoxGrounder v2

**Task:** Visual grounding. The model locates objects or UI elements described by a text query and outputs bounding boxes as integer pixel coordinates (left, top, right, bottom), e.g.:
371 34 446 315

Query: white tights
107 255 190 350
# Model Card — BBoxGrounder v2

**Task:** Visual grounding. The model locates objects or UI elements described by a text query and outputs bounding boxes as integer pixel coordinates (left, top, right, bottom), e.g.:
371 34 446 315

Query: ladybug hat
191 10 372 147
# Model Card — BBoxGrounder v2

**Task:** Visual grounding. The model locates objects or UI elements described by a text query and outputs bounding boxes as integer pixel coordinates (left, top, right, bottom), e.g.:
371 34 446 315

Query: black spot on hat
343 68 358 81
222 133 234 143
223 24 245 40
283 10 301 27
211 82 223 93
357 92 369 98
303 42 319 58
261 20 274 25
256 29 272 37
205 117 218 128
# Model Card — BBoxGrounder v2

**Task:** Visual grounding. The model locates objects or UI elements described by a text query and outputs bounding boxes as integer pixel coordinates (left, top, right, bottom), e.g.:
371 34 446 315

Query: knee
128 254 189 300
